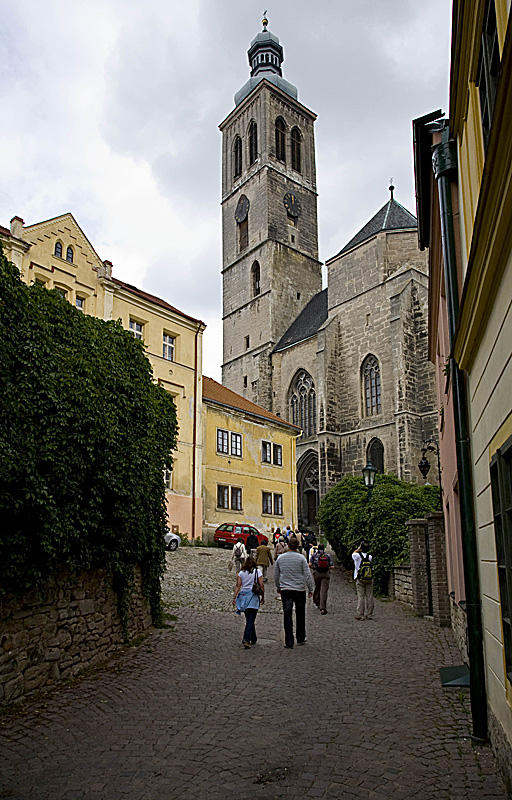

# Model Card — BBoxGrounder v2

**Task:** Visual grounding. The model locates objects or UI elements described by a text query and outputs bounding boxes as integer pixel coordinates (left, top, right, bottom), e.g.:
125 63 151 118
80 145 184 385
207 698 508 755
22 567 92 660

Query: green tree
0 248 178 634
317 473 440 592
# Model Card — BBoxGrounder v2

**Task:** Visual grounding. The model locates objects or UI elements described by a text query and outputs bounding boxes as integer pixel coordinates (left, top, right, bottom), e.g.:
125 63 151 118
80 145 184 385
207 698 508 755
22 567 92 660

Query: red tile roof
202 376 300 431
112 277 205 327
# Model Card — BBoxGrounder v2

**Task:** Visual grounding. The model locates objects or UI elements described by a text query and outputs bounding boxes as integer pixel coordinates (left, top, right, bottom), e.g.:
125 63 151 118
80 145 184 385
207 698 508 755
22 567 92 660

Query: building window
291 127 302 173
66 246 74 263
231 432 242 458
248 121 258 166
163 333 175 361
262 441 272 463
55 287 67 298
231 487 242 511
164 466 173 490
217 485 229 509
273 493 283 516
362 355 382 416
75 296 85 311
233 135 242 179
490 434 512 684
288 369 316 437
54 241 63 258
245 335 250 349
273 444 282 466
251 261 260 296
217 428 229 454
262 492 273 514
477 0 500 152
238 218 248 251
275 117 286 162
243 376 248 388
129 319 143 340
367 438 384 473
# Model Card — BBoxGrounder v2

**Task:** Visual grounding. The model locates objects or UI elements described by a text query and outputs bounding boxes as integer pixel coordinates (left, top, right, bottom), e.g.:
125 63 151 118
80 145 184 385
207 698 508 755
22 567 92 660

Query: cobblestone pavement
0 546 507 799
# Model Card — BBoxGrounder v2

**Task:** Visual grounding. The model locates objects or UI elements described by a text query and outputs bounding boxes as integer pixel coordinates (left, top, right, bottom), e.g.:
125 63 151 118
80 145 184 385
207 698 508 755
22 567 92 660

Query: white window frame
231 432 242 458
75 295 85 311
273 444 282 466
129 319 143 340
163 332 175 362
262 441 272 463
217 428 229 454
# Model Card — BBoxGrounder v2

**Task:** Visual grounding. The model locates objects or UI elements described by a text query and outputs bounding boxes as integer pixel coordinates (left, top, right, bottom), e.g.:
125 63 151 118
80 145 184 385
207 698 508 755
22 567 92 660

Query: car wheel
168 539 179 551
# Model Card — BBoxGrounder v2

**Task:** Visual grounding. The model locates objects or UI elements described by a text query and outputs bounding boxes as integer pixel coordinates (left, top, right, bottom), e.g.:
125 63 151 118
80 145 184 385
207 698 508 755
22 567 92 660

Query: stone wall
489 707 512 798
0 567 152 706
389 565 413 606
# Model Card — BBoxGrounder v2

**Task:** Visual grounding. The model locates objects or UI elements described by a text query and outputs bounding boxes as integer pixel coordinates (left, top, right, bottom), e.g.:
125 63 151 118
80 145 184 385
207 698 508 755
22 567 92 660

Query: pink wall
165 494 203 540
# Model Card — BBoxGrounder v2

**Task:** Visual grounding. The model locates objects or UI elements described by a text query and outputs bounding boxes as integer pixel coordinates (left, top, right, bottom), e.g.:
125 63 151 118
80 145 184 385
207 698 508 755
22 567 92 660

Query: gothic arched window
54 241 63 258
289 370 316 438
248 121 258 166
362 355 382 416
233 136 242 180
275 117 286 163
66 246 74 264
367 438 384 473
251 261 260 296
291 127 302 173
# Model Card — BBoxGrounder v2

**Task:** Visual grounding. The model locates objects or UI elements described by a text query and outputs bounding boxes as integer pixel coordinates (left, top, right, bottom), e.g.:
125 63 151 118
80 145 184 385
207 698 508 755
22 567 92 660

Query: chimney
10 216 24 238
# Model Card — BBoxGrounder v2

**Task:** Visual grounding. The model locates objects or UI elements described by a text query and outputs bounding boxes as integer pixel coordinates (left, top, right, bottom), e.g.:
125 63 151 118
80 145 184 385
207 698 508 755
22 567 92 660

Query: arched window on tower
251 261 260 296
291 127 302 173
288 370 316 438
367 438 384 473
233 135 242 180
275 117 286 163
362 355 382 416
248 121 258 166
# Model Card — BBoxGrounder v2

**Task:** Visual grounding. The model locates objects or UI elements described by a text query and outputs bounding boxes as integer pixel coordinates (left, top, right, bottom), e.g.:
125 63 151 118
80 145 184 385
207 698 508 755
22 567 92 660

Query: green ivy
317 473 440 593
0 249 178 636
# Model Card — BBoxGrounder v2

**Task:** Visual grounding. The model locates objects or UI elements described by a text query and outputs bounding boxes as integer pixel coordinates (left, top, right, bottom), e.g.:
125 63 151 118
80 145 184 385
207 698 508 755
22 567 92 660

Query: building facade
202 376 299 537
0 213 205 539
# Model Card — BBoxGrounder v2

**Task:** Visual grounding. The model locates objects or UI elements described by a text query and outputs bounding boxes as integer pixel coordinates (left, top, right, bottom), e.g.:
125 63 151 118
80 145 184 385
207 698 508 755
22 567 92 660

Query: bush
317 473 440 593
0 250 178 633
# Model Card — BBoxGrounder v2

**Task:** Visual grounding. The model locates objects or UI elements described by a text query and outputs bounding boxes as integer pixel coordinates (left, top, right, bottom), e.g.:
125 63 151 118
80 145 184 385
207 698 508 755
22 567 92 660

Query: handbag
252 567 263 596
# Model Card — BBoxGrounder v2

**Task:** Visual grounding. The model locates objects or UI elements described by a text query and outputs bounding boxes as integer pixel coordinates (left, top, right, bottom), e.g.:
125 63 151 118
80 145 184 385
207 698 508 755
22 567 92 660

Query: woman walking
233 556 264 649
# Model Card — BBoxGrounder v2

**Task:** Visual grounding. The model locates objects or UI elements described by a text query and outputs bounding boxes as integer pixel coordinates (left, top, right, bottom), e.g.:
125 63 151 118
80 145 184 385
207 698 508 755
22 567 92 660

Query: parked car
214 523 268 549
164 530 180 551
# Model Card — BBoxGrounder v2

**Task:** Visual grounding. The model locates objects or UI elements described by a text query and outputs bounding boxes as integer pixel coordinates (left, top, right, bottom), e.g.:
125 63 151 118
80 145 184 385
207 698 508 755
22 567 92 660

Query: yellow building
0 213 205 539
202 376 299 539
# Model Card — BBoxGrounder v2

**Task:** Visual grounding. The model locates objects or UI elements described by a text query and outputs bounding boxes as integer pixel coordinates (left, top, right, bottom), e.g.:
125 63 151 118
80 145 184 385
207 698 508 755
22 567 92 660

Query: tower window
66 245 74 263
233 135 242 180
291 127 302 173
245 335 250 349
251 261 260 296
238 218 248 251
362 354 382 416
54 241 63 258
275 117 286 163
249 121 258 166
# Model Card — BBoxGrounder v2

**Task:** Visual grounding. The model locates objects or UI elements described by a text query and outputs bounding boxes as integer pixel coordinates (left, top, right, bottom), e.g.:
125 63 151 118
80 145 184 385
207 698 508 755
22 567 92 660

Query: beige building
0 213 205 539
202 376 299 538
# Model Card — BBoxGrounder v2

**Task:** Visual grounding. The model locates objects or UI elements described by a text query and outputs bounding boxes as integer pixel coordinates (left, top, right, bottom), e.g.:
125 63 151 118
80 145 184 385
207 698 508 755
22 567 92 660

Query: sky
0 0 452 380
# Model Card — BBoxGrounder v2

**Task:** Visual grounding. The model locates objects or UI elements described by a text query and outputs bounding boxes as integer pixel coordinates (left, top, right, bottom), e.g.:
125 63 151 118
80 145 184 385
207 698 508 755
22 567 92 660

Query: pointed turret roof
327 187 417 262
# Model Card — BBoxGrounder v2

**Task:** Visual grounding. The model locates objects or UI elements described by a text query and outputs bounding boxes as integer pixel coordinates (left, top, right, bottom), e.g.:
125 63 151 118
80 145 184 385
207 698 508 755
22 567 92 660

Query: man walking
274 536 314 648
309 543 333 615
245 530 259 559
255 540 273 582
352 541 374 620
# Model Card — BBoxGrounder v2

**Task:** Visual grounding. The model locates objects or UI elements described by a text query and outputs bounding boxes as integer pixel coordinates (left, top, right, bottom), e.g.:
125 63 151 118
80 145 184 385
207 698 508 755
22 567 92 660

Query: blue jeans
243 608 258 644
281 590 306 647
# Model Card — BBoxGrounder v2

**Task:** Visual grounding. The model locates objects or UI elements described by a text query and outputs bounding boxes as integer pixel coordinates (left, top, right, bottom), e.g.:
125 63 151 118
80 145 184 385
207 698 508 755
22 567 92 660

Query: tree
0 248 178 633
317 473 440 592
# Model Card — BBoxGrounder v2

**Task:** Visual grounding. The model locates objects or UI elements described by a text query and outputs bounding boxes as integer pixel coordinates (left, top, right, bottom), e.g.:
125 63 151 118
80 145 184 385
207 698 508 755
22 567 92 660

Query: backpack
358 553 373 583
316 552 330 571
234 544 244 559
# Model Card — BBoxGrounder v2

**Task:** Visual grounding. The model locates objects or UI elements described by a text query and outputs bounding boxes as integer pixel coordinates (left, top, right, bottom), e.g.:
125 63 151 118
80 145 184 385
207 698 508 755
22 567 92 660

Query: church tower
220 17 322 409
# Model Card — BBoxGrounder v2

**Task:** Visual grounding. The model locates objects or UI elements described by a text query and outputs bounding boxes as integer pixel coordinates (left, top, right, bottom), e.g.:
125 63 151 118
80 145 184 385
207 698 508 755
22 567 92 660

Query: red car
214 523 268 549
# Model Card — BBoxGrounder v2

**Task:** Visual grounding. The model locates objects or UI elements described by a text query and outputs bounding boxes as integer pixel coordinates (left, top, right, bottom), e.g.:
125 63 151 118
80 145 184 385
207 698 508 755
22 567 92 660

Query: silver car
164 530 180 551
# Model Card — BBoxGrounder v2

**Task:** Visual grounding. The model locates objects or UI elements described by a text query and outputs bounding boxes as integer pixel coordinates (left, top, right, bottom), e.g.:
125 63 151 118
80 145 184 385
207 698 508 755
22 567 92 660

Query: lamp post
362 462 377 499
418 438 442 509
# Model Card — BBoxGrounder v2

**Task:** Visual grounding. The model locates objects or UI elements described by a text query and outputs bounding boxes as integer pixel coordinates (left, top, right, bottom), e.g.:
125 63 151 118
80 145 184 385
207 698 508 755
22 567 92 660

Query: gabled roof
112 277 205 327
273 289 328 353
203 376 300 431
327 196 417 262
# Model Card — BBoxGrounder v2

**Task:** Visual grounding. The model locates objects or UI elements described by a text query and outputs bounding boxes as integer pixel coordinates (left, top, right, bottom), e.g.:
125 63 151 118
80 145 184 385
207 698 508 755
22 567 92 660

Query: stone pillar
427 512 451 627
407 518 429 616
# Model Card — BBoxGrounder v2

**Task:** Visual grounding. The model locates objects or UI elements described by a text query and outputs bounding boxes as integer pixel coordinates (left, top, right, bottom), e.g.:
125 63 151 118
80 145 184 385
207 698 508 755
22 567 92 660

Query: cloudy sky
0 0 451 380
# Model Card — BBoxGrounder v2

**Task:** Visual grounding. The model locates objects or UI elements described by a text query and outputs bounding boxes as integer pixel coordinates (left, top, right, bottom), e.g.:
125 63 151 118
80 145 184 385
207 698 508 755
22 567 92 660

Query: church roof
273 289 328 353
328 191 417 262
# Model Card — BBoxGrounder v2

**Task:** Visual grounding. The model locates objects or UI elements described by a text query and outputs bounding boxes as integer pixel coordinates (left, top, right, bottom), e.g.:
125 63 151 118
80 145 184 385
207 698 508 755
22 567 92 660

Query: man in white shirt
352 541 374 620
274 537 314 648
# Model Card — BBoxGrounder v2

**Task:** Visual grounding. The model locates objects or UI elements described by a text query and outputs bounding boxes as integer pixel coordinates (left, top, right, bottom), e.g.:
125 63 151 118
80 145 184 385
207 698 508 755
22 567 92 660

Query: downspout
191 325 200 541
431 126 488 741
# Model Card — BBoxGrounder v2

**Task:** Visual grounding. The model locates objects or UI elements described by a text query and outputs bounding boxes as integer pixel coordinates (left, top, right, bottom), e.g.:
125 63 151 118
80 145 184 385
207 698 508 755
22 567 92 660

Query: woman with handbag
232 556 264 649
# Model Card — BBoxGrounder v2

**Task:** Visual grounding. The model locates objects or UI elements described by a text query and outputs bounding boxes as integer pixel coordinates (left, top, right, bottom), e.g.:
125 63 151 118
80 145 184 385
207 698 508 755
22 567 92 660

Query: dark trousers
313 572 330 611
281 590 306 647
243 609 258 644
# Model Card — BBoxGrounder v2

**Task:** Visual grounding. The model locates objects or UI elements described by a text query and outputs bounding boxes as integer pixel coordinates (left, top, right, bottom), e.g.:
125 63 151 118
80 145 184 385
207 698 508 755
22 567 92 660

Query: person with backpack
233 556 264 648
309 543 333 614
231 538 247 574
352 540 374 620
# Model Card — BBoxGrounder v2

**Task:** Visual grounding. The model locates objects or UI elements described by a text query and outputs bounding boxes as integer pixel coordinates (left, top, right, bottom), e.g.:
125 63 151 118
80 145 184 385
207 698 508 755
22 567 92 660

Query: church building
220 18 438 528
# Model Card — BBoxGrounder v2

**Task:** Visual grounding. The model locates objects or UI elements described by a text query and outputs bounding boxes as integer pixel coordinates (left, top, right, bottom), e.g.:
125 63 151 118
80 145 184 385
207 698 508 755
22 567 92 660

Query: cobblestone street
0 547 507 799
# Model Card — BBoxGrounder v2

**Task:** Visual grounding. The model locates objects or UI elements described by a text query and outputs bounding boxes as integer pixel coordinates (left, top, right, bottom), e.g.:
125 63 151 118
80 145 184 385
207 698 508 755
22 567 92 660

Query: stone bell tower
219 15 322 410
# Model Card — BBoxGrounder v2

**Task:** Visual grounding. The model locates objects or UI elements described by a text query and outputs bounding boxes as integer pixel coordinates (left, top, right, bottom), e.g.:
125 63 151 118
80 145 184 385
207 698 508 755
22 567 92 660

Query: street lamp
362 462 377 497
418 438 442 509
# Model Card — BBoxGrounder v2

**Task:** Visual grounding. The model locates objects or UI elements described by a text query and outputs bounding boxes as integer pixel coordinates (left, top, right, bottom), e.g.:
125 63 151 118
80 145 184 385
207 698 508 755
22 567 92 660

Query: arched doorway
297 450 319 530
366 438 384 473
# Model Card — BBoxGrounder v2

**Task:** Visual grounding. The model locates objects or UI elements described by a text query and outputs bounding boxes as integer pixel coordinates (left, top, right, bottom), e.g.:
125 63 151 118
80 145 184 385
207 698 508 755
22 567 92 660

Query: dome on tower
234 17 298 106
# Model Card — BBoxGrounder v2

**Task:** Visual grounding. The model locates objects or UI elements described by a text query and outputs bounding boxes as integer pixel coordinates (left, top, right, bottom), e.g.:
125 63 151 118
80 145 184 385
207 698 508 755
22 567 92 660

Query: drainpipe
431 126 488 741
191 325 200 541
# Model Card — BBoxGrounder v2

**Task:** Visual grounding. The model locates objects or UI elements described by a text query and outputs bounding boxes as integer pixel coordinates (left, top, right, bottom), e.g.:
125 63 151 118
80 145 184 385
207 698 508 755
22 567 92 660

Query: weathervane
262 10 268 30
389 177 395 200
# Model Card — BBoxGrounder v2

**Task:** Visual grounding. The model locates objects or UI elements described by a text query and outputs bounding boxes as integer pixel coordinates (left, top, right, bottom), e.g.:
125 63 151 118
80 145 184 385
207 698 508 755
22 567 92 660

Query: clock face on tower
234 194 250 223
283 192 302 218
